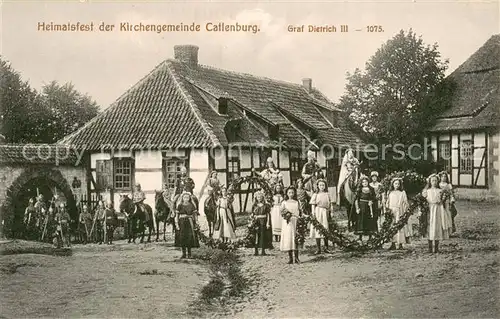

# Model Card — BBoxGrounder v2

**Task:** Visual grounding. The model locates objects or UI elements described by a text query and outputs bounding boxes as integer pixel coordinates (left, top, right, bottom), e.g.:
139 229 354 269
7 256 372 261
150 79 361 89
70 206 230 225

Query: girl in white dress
310 179 334 254
280 186 301 264
386 178 411 250
270 184 285 242
423 174 450 253
214 186 236 242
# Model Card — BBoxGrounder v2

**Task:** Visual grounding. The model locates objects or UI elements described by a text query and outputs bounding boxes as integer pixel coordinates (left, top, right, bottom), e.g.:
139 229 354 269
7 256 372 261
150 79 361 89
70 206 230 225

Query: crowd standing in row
22 149 458 259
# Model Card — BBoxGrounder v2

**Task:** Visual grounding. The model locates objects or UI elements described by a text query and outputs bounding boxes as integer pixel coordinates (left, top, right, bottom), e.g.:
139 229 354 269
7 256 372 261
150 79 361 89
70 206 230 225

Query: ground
1 200 499 318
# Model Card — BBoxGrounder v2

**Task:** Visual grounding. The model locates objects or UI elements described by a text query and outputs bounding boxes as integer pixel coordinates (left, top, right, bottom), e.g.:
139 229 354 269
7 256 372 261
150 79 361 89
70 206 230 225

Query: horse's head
118 194 133 213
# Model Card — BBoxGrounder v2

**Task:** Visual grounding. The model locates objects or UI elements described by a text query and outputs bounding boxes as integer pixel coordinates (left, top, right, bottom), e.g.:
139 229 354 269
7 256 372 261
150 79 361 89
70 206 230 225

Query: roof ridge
58 60 169 146
165 61 221 147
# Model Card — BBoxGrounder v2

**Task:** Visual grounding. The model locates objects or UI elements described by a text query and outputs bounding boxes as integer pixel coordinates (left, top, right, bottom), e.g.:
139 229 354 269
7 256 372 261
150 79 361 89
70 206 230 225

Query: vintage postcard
0 0 498 318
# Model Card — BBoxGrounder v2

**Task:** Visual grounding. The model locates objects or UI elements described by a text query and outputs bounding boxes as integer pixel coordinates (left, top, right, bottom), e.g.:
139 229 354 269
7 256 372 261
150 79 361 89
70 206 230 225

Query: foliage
0 57 100 143
379 170 428 197
338 29 449 145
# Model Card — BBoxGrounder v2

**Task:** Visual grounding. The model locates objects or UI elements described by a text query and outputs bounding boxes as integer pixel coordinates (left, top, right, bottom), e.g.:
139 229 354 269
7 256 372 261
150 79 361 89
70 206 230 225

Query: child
310 179 334 254
175 192 200 259
369 171 385 231
214 185 237 242
280 186 301 264
23 198 37 240
296 178 310 216
386 178 411 250
251 190 273 256
439 171 457 235
354 176 378 241
270 184 285 242
423 174 450 253
94 201 106 244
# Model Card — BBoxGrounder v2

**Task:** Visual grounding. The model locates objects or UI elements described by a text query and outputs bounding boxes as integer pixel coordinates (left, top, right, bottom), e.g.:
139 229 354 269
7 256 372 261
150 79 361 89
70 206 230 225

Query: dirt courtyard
1 200 499 318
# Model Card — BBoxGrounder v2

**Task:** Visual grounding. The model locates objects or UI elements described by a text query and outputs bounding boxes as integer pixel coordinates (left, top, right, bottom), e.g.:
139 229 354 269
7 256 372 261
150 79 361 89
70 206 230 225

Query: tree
339 29 449 145
40 81 100 142
0 57 100 143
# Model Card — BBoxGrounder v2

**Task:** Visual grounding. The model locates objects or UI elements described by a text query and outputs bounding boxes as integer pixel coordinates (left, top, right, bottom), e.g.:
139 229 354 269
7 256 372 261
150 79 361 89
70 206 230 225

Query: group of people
21 150 458 257
23 194 72 247
22 193 119 247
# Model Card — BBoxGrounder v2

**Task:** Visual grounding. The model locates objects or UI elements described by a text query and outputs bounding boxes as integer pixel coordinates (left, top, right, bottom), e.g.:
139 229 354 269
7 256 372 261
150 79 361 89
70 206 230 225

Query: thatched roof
429 34 500 132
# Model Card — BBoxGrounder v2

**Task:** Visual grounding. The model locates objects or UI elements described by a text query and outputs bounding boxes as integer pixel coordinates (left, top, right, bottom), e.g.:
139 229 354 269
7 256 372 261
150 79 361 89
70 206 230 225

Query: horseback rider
208 170 221 197
260 157 283 189
336 148 361 205
133 183 147 213
174 166 197 208
301 150 322 196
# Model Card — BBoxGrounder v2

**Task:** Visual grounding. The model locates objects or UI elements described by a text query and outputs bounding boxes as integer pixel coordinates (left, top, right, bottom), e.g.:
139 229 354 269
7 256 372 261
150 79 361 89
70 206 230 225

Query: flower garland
195 170 432 253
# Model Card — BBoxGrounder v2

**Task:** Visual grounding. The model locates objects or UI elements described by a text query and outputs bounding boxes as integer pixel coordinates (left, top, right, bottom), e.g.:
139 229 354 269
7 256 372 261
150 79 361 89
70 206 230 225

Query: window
96 160 112 191
218 97 228 115
290 152 304 183
162 157 188 190
460 140 473 174
438 141 451 171
114 159 133 190
227 157 240 184
268 125 279 141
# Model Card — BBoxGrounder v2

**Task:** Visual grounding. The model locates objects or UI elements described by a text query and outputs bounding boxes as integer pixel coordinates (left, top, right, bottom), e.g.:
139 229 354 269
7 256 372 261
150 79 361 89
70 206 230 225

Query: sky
1 0 498 109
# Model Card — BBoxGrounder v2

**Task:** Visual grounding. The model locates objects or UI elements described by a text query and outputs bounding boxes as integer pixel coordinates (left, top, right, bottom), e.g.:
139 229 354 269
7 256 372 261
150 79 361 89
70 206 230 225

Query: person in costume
296 178 310 216
386 178 411 250
214 185 237 242
301 150 323 196
251 190 273 256
270 183 285 242
336 148 361 205
104 200 118 245
132 183 147 212
438 171 457 235
35 194 47 241
53 202 71 247
260 157 283 188
78 204 93 244
207 170 221 196
23 198 37 240
369 171 385 231
94 200 106 244
174 166 198 209
354 176 378 240
310 178 334 254
174 192 200 259
280 186 301 264
422 174 451 253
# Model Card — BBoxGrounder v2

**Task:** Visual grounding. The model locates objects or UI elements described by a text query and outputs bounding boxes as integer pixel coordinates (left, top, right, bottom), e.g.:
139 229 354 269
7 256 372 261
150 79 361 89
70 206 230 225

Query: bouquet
280 207 292 224
440 188 452 203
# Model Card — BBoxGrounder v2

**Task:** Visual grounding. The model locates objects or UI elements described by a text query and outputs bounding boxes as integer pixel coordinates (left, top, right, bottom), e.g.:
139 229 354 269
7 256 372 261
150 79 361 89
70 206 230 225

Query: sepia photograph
0 1 499 318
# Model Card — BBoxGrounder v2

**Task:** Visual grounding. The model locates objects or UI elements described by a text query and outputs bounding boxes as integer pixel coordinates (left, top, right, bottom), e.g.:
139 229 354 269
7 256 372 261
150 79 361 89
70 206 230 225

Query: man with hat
301 150 323 196
133 183 147 213
174 166 197 209
54 202 71 247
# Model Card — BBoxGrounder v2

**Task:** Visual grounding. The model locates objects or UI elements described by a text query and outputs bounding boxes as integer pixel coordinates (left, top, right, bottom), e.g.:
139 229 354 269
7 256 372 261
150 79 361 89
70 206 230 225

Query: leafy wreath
195 170 433 253
194 174 274 252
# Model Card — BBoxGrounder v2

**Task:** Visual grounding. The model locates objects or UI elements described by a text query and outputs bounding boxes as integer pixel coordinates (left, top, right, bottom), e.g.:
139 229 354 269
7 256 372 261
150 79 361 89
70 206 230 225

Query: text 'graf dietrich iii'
287 24 384 33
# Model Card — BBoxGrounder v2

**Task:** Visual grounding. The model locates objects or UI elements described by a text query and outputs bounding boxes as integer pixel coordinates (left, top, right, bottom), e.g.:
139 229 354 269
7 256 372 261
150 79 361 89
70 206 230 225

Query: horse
154 191 175 242
339 167 361 232
119 195 154 243
203 192 217 237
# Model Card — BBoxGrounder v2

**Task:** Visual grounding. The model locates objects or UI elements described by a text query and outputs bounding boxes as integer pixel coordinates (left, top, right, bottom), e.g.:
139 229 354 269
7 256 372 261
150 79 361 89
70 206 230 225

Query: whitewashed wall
134 150 163 211
490 132 500 196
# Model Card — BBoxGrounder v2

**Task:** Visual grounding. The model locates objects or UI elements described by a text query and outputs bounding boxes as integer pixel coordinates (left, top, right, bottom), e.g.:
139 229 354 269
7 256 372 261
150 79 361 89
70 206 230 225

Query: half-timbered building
58 44 371 213
426 34 500 199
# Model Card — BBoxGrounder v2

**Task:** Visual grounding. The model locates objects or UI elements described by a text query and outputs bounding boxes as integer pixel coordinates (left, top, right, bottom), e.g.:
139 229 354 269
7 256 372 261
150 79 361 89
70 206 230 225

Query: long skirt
175 217 200 248
270 205 282 236
254 218 273 249
390 206 412 244
214 209 236 240
280 217 298 251
355 201 377 235
427 203 450 241
310 206 329 239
